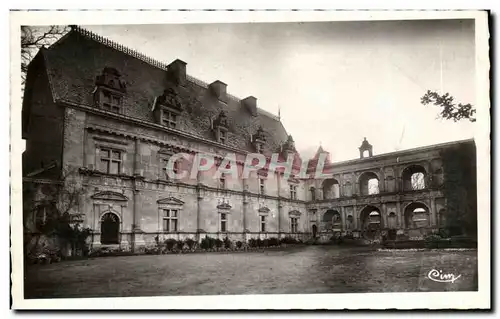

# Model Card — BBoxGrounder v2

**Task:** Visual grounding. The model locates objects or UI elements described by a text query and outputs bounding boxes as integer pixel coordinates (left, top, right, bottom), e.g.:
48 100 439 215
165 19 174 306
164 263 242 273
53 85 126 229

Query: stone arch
322 209 341 230
322 178 340 199
359 205 383 230
402 164 427 191
358 171 380 195
100 211 121 245
403 201 431 229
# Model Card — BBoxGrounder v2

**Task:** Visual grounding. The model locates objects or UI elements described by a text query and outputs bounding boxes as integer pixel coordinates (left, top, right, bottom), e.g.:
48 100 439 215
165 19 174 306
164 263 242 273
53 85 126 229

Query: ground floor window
163 209 179 232
260 215 267 232
290 217 299 233
220 212 228 232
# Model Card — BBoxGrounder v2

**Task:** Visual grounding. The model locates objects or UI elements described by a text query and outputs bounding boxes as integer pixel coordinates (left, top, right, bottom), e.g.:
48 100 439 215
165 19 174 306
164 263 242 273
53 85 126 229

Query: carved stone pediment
289 210 302 217
157 197 184 205
217 202 232 210
91 191 128 201
258 207 270 213
156 87 183 111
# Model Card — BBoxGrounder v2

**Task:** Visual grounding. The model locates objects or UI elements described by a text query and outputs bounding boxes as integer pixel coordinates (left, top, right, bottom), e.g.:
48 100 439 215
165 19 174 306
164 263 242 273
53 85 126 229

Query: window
101 91 122 113
290 185 297 200
260 215 266 232
310 187 316 201
162 209 179 232
259 178 265 195
99 148 122 174
161 156 180 179
290 217 299 233
220 213 227 232
35 205 52 230
219 129 227 144
162 110 177 128
219 173 226 189
256 143 263 154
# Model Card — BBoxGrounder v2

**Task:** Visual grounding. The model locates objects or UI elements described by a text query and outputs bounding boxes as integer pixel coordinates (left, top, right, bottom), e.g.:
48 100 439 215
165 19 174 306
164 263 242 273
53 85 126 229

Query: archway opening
323 209 341 230
101 212 120 245
402 165 427 191
360 205 382 230
312 224 318 237
322 179 340 199
404 202 430 229
359 172 379 195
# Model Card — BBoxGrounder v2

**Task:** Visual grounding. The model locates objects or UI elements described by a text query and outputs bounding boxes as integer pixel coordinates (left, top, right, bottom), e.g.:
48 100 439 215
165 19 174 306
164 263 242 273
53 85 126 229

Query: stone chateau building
22 26 477 251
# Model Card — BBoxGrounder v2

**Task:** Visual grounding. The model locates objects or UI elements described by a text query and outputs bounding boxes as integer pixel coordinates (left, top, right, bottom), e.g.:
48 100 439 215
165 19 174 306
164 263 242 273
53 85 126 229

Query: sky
85 19 476 162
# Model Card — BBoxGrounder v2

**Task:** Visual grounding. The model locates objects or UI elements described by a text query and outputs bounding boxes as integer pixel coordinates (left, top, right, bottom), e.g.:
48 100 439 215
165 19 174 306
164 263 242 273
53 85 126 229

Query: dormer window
162 110 177 129
102 91 122 113
153 87 183 129
213 110 229 144
94 67 126 114
252 126 266 154
219 129 227 144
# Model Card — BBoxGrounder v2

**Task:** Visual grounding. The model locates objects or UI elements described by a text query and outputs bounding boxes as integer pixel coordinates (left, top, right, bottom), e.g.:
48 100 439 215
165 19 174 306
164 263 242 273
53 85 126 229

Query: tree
23 168 91 262
21 25 69 84
421 90 476 123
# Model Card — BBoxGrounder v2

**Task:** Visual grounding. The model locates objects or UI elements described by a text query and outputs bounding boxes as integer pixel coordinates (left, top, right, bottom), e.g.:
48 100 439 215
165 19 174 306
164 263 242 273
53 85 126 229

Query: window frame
161 109 178 129
160 155 180 180
98 147 123 175
100 89 123 114
289 184 297 200
220 212 228 232
290 217 299 233
259 178 266 195
162 208 179 232
260 215 267 232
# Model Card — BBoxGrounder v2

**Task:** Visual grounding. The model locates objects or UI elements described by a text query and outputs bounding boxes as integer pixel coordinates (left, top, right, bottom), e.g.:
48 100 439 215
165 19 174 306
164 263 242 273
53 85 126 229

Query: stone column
196 184 205 242
430 196 437 227
381 202 388 228
353 205 359 229
396 201 403 228
340 206 346 232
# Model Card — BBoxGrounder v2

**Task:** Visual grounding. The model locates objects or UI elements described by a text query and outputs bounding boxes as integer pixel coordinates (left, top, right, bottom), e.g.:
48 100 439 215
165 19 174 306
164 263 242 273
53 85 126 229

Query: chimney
242 96 258 116
209 80 227 102
167 59 187 85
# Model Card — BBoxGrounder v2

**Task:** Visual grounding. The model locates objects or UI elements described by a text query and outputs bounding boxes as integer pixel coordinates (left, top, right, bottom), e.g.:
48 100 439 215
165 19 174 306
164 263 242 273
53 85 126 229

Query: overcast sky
86 19 476 162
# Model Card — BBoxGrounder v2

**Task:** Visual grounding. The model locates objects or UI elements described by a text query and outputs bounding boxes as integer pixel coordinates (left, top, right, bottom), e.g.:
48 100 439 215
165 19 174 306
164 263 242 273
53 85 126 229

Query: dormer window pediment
156 87 183 112
252 126 266 153
213 111 229 144
153 87 183 129
95 67 127 93
94 67 126 114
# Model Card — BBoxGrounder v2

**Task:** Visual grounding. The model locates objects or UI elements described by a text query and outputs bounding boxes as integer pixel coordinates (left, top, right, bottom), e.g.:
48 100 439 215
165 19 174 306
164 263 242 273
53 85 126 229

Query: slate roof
40 26 290 154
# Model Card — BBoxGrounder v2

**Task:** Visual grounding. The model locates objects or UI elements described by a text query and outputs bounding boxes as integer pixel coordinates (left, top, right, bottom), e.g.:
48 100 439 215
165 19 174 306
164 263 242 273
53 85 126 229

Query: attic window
219 129 227 144
162 110 177 129
94 67 126 114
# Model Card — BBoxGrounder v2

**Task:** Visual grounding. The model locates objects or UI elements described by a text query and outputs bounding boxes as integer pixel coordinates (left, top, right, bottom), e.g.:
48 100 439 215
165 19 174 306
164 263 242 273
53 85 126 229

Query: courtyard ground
24 245 477 299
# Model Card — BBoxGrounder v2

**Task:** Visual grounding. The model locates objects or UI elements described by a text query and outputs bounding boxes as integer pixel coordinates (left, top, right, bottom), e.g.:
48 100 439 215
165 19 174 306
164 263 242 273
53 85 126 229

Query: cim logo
427 269 462 283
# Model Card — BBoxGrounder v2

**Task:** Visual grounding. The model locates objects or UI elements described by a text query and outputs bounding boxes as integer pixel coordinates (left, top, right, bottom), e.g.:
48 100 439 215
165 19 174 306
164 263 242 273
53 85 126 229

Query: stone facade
22 26 477 252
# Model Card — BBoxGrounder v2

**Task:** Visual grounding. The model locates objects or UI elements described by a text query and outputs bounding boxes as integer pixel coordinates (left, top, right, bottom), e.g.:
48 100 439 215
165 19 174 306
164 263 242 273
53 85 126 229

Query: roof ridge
70 25 281 121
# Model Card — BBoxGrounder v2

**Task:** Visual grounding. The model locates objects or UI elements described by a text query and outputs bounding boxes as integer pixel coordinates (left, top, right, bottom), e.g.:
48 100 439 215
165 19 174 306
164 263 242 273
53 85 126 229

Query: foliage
164 239 177 251
215 238 224 248
440 143 478 237
421 90 476 123
185 238 196 250
176 239 185 250
200 236 216 250
223 236 232 249
236 241 243 249
21 25 69 84
279 236 300 245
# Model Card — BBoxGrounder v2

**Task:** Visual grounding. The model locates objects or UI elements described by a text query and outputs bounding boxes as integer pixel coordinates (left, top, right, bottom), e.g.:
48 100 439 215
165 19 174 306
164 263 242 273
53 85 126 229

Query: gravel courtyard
24 245 478 299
